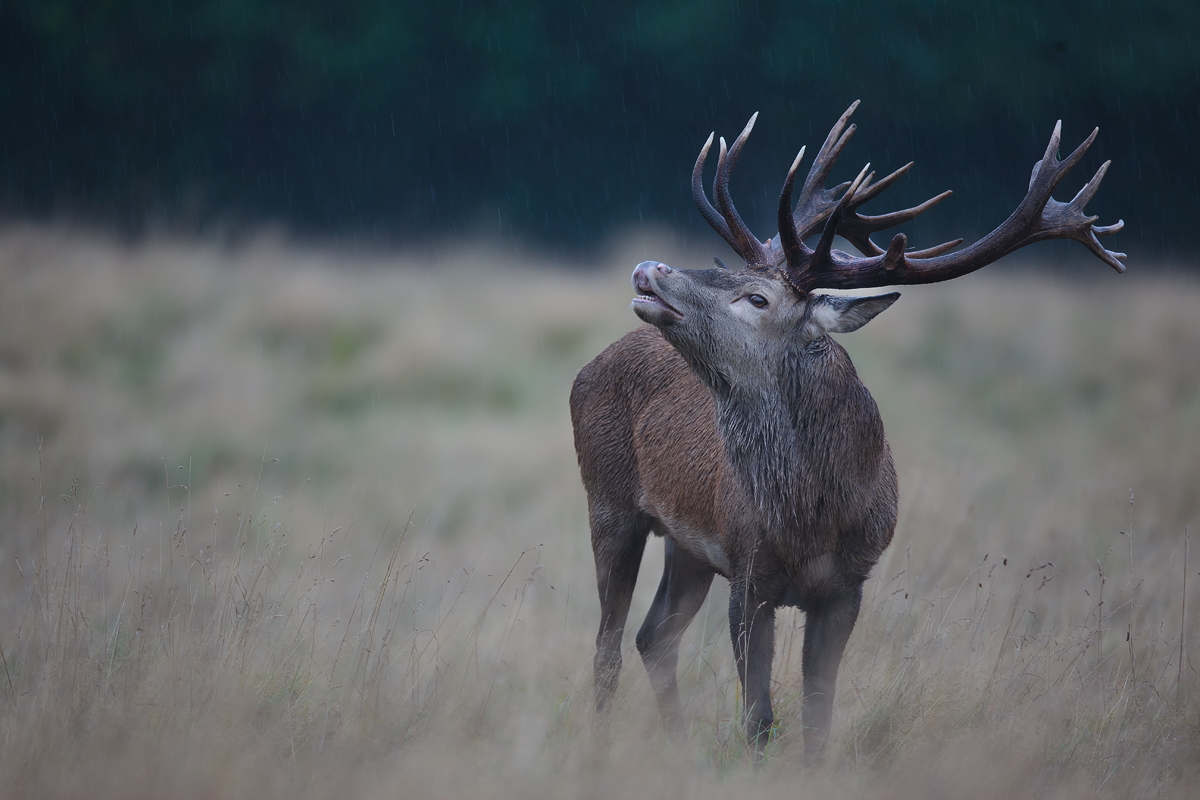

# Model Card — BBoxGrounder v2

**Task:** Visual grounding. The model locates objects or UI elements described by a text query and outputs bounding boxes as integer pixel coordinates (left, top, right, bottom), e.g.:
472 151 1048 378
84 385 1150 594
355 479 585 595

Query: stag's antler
692 114 773 269
693 102 1126 291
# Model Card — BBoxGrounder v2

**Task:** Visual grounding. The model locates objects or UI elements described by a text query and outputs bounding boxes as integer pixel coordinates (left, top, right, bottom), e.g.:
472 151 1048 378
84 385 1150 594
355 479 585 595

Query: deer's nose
632 261 672 291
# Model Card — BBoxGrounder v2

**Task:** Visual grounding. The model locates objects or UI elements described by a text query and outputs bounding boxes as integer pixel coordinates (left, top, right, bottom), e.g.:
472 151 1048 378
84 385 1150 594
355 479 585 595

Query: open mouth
631 289 683 319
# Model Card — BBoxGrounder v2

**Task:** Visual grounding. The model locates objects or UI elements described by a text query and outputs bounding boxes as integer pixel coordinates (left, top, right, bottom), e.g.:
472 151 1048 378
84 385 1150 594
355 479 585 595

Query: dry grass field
0 224 1197 798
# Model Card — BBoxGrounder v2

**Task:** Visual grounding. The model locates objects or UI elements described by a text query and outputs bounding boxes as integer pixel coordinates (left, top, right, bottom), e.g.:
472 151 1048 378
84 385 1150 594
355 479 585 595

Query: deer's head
631 260 896 388
630 102 1125 388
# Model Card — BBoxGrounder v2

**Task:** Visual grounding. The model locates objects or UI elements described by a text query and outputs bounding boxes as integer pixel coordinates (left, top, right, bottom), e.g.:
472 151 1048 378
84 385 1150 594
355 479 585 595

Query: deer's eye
747 294 769 308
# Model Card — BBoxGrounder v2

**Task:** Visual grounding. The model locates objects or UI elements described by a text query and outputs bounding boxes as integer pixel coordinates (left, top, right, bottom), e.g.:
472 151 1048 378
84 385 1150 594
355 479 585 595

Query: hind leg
592 505 651 714
635 537 715 740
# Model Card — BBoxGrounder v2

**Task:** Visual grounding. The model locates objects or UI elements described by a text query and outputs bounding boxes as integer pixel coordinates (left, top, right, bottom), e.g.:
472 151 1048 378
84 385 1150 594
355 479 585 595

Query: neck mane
711 337 878 529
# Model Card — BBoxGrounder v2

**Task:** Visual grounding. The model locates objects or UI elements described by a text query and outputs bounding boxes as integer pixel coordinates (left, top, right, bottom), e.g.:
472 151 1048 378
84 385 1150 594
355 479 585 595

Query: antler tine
1070 158 1110 211
862 189 954 227
1080 227 1127 272
789 101 861 240
776 146 808 269
1040 120 1064 174
849 161 912 208
1060 127 1100 176
713 113 771 267
881 233 907 271
692 131 736 247
838 188 954 256
905 238 963 259
806 101 859 191
785 121 1126 292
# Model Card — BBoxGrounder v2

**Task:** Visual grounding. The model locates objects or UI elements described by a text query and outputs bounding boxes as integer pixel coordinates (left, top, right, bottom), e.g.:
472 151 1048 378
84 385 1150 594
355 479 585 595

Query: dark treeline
3 1 1197 259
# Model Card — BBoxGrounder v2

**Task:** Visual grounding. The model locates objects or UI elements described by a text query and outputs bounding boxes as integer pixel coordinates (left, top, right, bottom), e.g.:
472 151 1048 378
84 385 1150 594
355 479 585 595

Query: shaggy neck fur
709 336 880 533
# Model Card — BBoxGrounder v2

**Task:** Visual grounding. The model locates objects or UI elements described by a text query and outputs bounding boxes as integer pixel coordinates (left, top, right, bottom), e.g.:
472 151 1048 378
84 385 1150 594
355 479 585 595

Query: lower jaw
632 303 681 324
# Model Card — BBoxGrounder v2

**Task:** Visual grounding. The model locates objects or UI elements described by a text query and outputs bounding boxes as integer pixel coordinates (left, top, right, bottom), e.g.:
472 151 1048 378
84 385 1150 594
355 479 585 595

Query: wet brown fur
571 266 898 760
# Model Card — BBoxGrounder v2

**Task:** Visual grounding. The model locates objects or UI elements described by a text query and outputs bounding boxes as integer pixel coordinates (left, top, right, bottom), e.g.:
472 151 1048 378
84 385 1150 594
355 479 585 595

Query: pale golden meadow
0 225 1196 798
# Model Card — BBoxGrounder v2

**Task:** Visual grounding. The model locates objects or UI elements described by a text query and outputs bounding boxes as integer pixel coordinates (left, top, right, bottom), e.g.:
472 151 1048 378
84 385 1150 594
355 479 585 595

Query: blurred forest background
3 0 1197 259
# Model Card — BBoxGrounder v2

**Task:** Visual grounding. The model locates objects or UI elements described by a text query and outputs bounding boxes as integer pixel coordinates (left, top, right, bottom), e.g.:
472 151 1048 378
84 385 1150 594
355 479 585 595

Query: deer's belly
651 513 730 576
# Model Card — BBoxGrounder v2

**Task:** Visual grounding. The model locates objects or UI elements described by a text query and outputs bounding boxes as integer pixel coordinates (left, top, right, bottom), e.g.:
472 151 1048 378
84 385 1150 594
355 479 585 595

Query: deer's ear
803 292 900 338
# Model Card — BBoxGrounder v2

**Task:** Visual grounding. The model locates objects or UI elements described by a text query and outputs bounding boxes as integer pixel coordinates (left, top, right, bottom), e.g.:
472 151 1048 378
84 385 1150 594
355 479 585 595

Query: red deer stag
570 101 1124 762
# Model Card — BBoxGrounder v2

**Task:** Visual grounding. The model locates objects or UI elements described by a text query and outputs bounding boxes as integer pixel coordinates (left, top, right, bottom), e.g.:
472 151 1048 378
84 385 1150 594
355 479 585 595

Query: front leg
728 576 780 758
800 580 863 764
